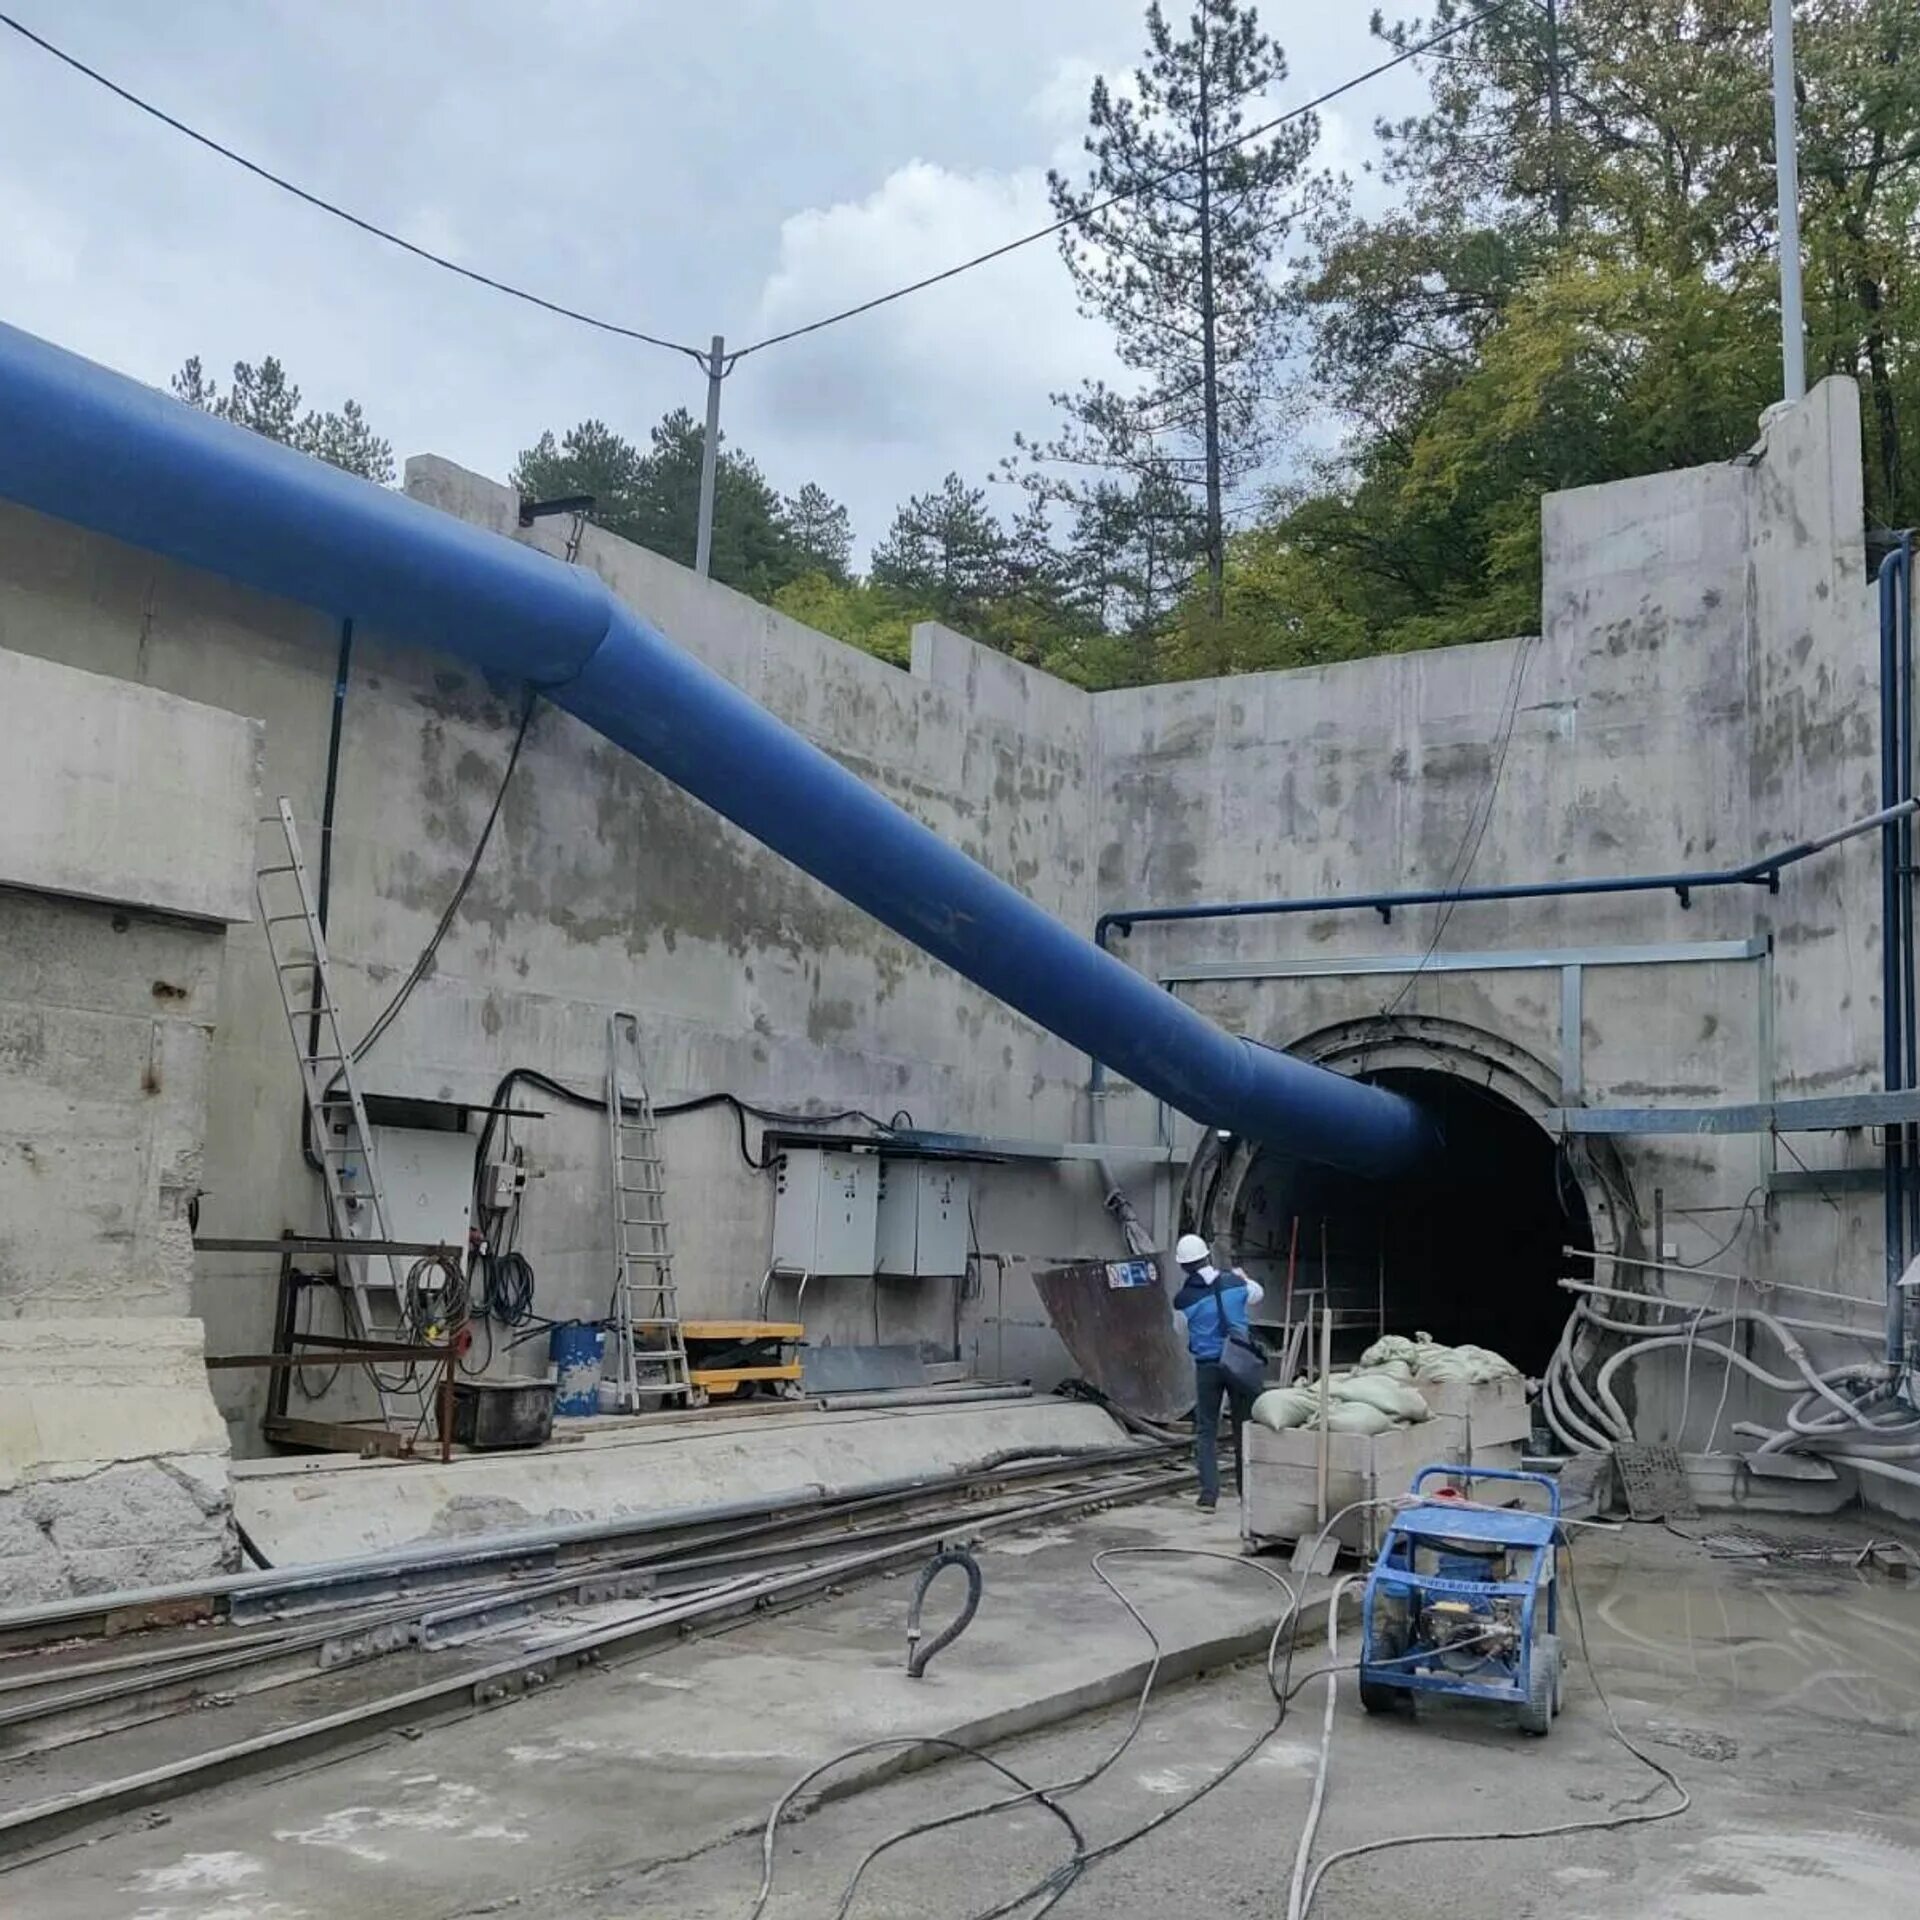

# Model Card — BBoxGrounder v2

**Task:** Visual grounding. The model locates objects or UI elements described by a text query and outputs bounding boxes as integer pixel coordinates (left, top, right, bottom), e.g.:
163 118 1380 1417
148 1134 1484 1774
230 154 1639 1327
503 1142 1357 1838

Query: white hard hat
1174 1233 1211 1266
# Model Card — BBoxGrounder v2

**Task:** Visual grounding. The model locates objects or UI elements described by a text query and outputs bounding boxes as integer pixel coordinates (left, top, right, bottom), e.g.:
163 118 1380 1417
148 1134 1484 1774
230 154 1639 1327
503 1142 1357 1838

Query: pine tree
784 482 854 581
171 355 395 484
870 474 1009 621
1036 1 1316 615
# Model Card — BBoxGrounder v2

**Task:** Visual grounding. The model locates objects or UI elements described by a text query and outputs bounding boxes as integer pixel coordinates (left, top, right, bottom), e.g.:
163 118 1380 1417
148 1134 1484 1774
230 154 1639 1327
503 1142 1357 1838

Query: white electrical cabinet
771 1147 879 1275
876 1159 971 1277
368 1126 473 1283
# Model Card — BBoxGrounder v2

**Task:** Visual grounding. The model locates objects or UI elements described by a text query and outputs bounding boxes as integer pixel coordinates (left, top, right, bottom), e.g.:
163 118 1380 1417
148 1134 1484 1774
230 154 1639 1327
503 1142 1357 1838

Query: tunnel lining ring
1185 1016 1637 1378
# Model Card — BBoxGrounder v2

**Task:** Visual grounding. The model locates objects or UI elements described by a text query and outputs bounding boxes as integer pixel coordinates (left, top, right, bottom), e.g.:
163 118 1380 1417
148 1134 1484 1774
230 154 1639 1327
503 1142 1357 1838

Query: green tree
1273 0 1920 655
628 408 803 598
771 573 918 667
512 419 649 530
172 355 396 484
784 482 854 581
1055 471 1203 677
870 474 1009 621
511 410 815 600
1160 518 1371 679
1033 1 1318 615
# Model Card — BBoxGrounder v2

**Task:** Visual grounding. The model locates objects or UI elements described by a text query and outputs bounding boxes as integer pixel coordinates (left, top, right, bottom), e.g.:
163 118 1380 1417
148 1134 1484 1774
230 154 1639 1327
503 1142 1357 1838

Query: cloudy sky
0 2 1424 559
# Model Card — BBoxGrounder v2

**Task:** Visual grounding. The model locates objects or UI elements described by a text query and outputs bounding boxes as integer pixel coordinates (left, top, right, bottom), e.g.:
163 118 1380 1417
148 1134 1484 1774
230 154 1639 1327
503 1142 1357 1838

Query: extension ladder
606 1011 692 1410
256 798 399 1417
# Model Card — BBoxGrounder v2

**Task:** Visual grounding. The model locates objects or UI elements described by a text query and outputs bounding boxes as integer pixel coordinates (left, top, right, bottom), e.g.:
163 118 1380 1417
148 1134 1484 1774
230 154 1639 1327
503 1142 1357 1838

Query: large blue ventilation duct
0 321 1432 1179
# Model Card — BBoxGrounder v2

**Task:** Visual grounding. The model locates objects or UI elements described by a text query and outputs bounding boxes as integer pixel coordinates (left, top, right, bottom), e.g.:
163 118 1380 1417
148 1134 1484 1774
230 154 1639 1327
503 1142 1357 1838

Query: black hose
751 1546 1302 1920
905 1547 983 1679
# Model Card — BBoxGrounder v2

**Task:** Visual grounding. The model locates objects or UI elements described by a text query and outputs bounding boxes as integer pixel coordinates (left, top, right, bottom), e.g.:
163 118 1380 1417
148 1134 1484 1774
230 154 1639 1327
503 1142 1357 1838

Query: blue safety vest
1174 1267 1249 1362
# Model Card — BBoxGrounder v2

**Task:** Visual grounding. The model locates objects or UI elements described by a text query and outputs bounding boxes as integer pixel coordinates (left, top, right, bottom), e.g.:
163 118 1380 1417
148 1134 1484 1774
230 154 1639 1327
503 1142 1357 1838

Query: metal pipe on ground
1 1460 1190 1756
0 1465 1195 1859
0 1441 1171 1646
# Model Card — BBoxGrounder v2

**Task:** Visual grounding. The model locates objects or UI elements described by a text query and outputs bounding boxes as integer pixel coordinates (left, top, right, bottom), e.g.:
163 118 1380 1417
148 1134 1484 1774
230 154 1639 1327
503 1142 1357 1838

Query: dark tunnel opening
1204 1067 1593 1380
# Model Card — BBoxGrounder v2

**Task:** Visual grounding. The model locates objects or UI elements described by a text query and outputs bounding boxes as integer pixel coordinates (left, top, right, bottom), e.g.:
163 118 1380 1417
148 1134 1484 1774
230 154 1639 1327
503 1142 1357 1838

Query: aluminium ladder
256 798 401 1418
606 1011 692 1411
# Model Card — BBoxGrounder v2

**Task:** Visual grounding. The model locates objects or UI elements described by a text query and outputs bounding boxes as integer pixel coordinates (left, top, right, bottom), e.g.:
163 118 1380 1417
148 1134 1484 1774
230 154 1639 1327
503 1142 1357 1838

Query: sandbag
1325 1400 1397 1435
1361 1332 1521 1385
1329 1372 1431 1423
1358 1335 1424 1371
1250 1386 1320 1431
1415 1343 1520 1385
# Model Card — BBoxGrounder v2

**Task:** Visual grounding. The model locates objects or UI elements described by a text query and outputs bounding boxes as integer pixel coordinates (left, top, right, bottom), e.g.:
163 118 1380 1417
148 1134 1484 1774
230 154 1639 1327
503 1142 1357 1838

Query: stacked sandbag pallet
1240 1337 1531 1554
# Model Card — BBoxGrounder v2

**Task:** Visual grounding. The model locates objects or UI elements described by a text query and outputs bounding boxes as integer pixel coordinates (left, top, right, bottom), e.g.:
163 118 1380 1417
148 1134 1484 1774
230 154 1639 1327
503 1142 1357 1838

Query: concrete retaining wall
0 654 257 1596
0 373 1900 1515
1092 379 1888 1449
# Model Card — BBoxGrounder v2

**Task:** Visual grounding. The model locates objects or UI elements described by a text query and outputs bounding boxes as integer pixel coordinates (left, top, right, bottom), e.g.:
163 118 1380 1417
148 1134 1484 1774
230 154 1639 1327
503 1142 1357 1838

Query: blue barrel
549 1321 607 1417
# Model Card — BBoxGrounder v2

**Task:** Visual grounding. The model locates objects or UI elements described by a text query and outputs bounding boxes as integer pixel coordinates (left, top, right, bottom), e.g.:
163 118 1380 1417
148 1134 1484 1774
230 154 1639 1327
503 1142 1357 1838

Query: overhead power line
729 5 1493 360
0 9 706 362
3 4 1494 369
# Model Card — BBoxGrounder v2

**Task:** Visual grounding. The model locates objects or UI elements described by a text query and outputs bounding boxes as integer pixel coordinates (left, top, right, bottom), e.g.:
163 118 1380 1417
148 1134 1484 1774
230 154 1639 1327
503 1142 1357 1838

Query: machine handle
1410 1463 1562 1517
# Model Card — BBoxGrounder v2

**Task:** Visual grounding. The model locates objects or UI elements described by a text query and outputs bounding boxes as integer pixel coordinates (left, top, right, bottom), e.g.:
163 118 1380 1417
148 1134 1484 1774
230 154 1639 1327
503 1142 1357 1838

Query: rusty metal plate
1033 1258 1192 1424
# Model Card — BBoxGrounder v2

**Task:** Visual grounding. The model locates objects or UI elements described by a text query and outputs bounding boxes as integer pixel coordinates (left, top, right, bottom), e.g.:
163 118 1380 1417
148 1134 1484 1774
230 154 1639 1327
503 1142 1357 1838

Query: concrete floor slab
8 1508 1917 1920
7 1496 1309 1919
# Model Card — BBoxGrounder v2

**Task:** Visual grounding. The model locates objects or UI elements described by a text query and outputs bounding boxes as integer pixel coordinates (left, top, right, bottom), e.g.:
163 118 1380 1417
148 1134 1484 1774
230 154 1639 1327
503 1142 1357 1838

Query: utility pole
1195 17 1224 621
694 333 725 579
1544 0 1569 238
1770 0 1806 402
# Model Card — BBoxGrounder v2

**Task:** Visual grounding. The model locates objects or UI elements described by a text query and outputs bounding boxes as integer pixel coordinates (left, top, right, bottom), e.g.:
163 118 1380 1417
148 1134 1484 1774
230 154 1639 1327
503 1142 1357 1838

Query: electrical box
876 1160 971 1278
770 1147 879 1276
369 1125 473 1275
481 1157 528 1212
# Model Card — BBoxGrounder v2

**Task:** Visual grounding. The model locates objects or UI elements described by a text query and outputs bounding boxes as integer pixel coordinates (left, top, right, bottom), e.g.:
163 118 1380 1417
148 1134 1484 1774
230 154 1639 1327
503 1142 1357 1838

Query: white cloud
0 2 1430 569
735 158 1128 558
0 180 82 286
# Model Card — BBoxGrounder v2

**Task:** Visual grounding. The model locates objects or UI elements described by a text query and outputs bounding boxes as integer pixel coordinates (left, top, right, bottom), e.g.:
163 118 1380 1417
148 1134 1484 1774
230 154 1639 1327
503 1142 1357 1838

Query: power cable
729 5 1498 359
0 11 705 363
1 2 1502 390
1289 1541 1690 1918
1380 631 1537 1022
751 1544 1305 1920
349 686 539 1068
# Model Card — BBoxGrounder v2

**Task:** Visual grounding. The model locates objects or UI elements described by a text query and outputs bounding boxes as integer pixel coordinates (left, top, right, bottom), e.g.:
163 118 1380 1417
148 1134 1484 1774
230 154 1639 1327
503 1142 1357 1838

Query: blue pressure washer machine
1357 1465 1565 1735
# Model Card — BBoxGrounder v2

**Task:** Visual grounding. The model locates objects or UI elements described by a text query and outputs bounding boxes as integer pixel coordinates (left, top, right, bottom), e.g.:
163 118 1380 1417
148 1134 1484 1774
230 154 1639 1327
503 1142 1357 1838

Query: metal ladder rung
605 1009 690 1413
255 797 401 1427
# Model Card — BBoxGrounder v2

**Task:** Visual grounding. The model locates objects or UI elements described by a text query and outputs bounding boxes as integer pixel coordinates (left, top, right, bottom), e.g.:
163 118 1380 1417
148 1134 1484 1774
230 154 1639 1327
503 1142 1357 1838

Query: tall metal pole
1770 0 1806 402
694 333 724 579
1544 0 1569 237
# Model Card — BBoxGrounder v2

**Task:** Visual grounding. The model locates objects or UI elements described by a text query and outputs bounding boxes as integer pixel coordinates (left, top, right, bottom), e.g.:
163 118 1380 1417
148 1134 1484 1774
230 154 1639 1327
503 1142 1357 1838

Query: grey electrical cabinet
770 1147 879 1275
876 1160 971 1277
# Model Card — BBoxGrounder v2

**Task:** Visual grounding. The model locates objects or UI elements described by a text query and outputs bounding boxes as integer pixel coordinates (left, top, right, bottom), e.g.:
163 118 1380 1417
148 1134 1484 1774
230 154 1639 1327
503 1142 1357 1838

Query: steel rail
0 1442 1173 1650
0 1457 1186 1749
0 1466 1188 1860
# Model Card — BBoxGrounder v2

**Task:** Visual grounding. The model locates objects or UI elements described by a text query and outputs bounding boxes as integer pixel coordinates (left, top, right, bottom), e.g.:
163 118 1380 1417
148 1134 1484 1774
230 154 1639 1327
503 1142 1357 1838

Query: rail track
0 1443 1189 1861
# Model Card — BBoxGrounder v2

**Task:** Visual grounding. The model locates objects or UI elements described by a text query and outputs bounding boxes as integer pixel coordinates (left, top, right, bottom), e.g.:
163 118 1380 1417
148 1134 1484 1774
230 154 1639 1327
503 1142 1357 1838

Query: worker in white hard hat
1171 1233 1265 1512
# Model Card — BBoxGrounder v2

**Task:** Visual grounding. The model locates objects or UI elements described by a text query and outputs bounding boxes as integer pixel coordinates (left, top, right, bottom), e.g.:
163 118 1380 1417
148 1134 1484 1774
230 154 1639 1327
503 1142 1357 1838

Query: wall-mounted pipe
1881 535 1916 1371
0 321 1433 1182
1090 800 1915 1118
1095 802 1917 949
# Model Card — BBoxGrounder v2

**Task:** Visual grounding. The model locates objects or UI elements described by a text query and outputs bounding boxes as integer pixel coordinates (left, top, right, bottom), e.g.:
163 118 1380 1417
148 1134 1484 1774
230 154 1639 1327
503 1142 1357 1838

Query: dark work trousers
1193 1359 1250 1506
